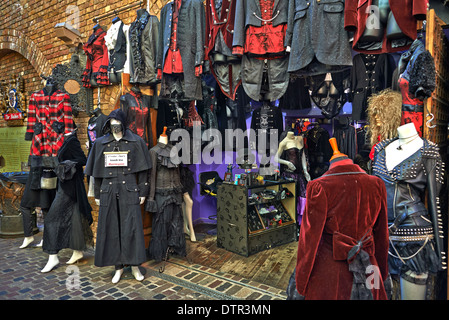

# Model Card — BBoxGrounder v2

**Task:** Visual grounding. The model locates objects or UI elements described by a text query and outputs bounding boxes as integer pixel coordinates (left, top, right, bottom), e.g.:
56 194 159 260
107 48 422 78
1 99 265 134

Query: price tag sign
104 151 128 167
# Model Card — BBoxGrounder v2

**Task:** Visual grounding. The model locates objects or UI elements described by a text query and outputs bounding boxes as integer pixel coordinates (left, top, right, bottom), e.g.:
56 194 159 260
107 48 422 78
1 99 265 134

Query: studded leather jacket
372 138 446 270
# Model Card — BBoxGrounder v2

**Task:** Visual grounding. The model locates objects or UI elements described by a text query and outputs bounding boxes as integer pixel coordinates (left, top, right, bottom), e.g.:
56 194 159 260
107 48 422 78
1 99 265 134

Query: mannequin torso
385 123 423 171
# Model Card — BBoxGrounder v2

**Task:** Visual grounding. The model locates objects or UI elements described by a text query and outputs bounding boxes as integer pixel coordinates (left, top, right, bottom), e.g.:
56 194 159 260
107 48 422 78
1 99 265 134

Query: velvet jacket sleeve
372 178 389 282
344 0 358 32
295 180 328 296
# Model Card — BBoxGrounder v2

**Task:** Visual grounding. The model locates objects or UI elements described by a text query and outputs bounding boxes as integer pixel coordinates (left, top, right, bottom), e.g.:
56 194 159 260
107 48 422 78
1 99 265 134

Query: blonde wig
366 89 403 146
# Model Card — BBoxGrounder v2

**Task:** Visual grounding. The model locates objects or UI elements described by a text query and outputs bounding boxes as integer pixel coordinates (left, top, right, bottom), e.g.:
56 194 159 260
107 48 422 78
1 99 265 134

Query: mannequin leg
400 270 428 300
112 268 124 284
183 193 196 242
67 250 84 264
19 206 34 248
131 266 144 281
41 254 60 273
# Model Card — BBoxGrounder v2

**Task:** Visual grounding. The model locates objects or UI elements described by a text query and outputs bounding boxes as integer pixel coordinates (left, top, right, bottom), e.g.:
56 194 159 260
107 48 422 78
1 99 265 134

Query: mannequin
20 76 74 249
275 130 310 232
84 109 151 284
292 138 389 300
385 123 422 171
146 127 187 262
275 131 310 181
372 123 446 300
41 129 94 273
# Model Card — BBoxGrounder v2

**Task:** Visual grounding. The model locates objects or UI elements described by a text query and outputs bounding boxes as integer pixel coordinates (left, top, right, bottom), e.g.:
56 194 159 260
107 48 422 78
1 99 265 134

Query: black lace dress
146 143 187 262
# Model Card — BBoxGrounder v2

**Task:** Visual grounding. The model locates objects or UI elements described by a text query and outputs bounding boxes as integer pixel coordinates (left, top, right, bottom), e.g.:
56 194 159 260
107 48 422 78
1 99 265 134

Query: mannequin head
367 89 402 146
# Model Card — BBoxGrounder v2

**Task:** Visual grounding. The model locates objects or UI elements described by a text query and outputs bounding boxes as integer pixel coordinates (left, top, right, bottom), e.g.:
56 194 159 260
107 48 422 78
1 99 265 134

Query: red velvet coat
295 158 389 300
344 0 428 54
205 0 236 59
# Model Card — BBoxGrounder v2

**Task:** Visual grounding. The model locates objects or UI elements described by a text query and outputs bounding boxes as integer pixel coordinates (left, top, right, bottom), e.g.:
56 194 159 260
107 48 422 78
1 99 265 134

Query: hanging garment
396 40 436 137
372 138 446 275
250 102 284 155
146 142 187 262
205 0 242 99
87 108 108 153
278 77 311 111
128 10 159 85
43 131 93 255
82 27 110 87
350 53 393 121
295 158 389 300
120 89 153 148
157 0 206 100
25 88 75 158
232 0 289 101
345 0 427 54
84 109 151 267
305 125 333 179
285 0 353 76
333 119 357 160
105 19 129 74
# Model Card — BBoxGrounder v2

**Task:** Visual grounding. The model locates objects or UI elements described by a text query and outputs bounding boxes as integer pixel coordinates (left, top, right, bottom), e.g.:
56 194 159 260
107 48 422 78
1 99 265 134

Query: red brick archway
0 29 52 80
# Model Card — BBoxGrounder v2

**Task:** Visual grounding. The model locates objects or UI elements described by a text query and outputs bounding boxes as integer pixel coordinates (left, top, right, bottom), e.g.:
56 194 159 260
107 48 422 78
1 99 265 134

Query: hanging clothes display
232 0 289 102
350 53 394 121
285 0 353 76
278 77 311 111
128 9 159 85
104 17 129 83
146 142 187 262
395 39 436 137
157 0 206 101
82 26 110 88
344 0 428 54
120 87 154 148
205 0 242 100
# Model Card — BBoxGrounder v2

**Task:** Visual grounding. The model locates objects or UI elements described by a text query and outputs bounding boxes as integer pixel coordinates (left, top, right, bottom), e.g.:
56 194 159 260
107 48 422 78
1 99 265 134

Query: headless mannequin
20 78 57 249
159 127 196 242
41 131 84 272
95 119 144 283
385 123 427 300
359 0 404 43
385 123 423 171
274 131 311 182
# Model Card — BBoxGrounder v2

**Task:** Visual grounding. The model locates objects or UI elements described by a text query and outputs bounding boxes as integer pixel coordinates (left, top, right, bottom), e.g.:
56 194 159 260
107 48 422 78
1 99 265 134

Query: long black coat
156 0 206 100
84 110 152 267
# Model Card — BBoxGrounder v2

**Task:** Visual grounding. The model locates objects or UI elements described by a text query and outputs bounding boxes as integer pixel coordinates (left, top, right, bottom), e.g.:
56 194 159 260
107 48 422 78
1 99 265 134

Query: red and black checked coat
25 89 75 157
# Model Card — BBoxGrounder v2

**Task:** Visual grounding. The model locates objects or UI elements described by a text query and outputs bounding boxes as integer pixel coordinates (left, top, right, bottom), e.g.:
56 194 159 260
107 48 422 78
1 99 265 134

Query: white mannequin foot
35 239 43 247
190 234 197 242
131 266 144 281
41 254 59 273
66 250 83 264
19 236 34 249
112 269 123 284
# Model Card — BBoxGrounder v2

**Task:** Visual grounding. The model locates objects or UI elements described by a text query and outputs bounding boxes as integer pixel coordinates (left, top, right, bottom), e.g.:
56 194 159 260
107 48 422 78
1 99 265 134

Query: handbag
40 168 57 189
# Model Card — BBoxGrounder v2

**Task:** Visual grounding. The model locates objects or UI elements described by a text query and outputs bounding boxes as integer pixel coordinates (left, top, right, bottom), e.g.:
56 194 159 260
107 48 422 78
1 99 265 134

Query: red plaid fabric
25 89 74 157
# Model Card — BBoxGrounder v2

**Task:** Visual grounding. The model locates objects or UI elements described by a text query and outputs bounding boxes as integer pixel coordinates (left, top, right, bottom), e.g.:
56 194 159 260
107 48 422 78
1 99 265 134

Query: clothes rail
92 1 145 24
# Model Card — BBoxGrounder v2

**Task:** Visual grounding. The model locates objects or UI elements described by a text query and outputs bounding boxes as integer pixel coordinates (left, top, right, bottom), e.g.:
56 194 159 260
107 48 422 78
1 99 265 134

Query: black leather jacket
373 138 446 270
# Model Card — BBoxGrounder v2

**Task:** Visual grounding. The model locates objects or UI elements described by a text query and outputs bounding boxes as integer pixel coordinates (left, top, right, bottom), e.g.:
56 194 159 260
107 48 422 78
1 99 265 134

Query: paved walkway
0 233 287 301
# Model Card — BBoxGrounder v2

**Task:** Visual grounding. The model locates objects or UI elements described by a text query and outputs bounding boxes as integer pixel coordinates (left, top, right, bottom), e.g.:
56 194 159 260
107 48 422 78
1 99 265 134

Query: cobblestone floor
0 233 287 301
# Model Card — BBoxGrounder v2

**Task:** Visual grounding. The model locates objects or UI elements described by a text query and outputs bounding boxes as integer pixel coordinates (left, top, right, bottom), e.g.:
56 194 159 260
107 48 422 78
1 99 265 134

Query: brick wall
0 0 173 241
